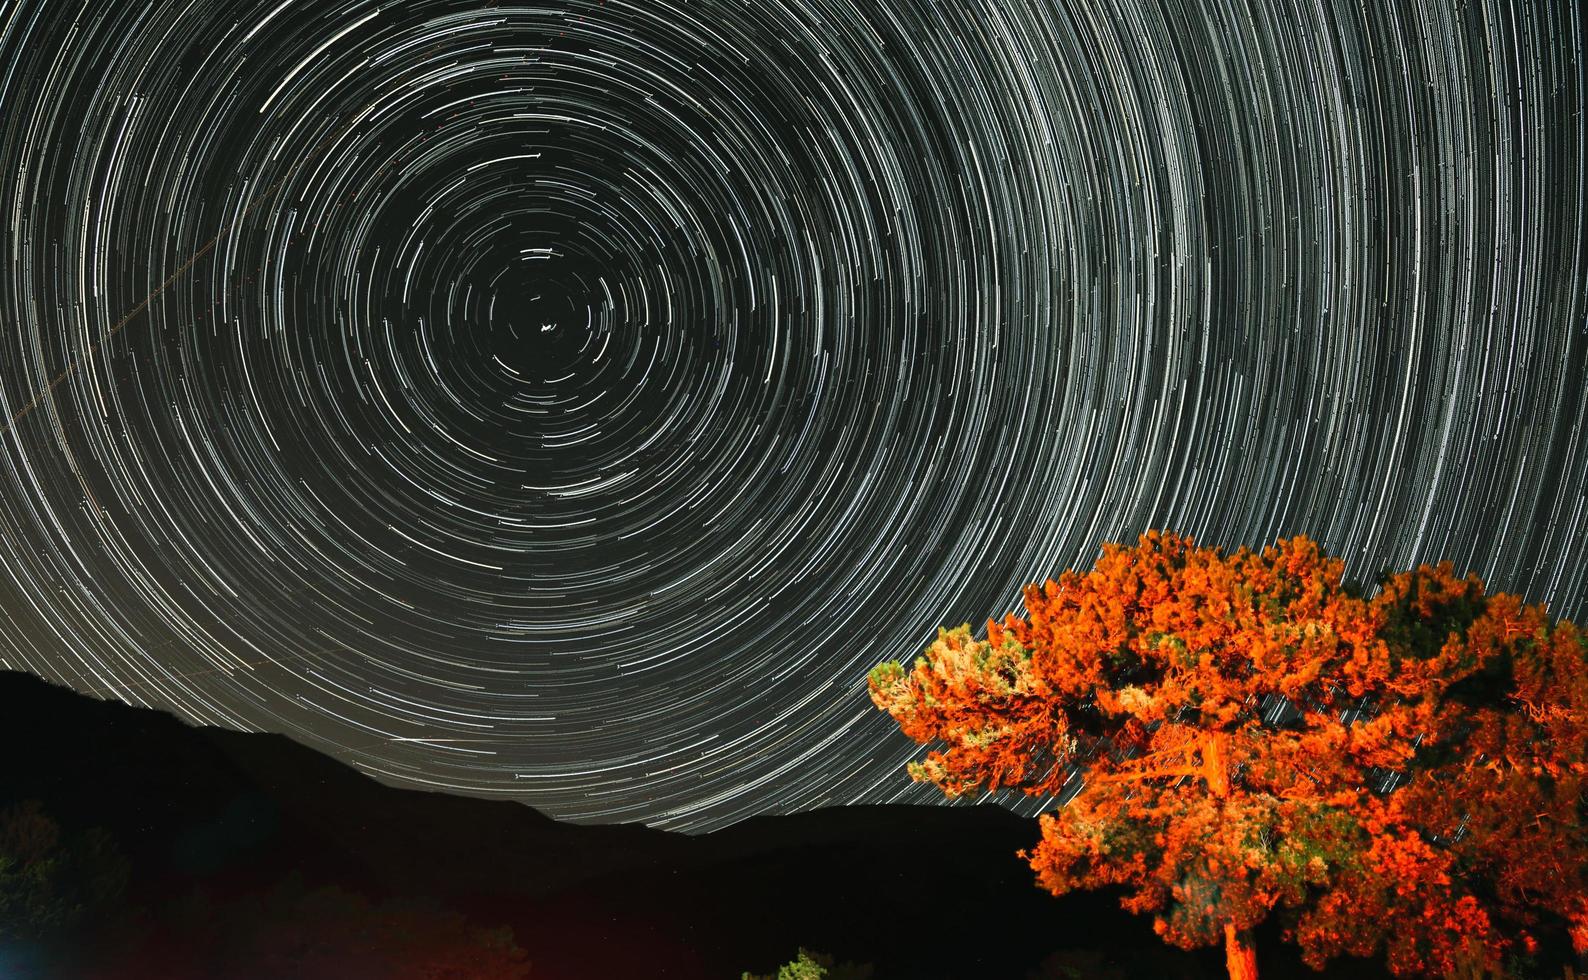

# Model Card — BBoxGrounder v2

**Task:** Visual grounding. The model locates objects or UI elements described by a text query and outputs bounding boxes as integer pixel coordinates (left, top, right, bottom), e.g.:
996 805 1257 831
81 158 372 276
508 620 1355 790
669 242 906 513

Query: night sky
0 0 1582 832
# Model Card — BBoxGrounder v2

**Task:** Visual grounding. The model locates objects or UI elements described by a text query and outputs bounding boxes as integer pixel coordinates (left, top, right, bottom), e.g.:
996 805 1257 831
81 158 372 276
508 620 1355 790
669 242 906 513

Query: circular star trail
0 0 1583 830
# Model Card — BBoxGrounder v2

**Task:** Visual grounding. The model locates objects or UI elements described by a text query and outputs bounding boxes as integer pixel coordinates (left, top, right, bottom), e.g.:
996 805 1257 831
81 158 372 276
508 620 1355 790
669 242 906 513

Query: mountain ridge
0 668 1392 978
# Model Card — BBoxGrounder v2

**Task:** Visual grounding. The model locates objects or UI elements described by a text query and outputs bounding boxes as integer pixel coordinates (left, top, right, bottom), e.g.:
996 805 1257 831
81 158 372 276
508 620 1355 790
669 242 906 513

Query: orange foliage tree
868 532 1587 979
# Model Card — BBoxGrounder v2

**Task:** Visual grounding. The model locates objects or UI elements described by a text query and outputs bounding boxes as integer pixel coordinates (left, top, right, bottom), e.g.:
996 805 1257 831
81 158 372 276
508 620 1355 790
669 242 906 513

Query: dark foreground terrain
0 670 1403 978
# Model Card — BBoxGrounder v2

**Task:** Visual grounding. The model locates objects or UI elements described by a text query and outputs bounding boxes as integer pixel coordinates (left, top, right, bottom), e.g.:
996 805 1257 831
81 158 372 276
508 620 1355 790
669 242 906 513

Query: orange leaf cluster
868 532 1587 977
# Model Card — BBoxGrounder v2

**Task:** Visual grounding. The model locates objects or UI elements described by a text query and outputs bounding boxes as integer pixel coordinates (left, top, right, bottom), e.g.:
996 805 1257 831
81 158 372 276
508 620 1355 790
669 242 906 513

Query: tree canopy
869 532 1587 979
0 799 127 945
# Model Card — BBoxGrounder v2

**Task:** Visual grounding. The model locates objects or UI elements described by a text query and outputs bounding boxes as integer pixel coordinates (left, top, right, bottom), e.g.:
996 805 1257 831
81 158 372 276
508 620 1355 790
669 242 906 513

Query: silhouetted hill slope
0 670 1401 978
0 669 689 898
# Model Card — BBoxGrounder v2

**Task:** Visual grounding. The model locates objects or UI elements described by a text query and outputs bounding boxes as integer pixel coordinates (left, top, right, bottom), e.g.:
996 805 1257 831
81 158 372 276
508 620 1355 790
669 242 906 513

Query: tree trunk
1571 905 1588 976
1224 922 1258 980
1208 736 1255 980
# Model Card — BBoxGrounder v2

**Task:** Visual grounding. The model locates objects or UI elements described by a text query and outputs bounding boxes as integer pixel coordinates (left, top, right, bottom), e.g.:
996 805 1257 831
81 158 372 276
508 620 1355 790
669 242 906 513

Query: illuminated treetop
870 532 1587 979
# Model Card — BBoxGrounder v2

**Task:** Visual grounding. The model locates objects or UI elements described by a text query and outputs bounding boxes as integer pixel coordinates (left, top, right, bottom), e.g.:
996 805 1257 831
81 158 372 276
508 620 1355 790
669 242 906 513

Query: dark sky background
0 0 1582 832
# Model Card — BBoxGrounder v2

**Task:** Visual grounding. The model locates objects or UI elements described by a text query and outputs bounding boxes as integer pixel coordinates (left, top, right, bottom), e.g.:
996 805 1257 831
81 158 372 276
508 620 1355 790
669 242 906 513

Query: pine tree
869 532 1587 978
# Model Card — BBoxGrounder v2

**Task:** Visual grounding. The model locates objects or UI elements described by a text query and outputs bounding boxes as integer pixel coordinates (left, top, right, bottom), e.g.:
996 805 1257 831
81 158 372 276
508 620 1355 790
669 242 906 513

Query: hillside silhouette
0 670 1396 978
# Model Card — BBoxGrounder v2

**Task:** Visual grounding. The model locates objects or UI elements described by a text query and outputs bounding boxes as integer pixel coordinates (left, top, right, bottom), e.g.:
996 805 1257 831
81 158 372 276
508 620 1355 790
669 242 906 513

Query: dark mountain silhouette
0 669 1395 979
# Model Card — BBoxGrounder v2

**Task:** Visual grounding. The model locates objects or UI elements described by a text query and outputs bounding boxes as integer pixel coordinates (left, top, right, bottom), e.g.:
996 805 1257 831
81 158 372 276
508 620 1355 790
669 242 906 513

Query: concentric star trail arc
0 0 1582 832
